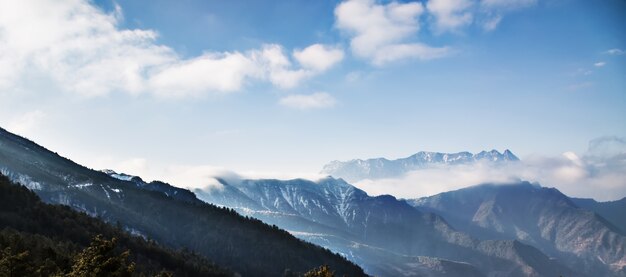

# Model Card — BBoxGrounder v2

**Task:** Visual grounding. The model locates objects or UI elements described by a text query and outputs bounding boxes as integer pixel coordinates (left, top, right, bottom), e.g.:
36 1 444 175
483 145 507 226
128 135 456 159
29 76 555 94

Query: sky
0 0 624 197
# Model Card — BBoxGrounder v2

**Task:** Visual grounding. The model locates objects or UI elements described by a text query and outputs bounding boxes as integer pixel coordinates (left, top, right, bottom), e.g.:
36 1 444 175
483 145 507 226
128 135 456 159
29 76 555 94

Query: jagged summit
321 149 519 182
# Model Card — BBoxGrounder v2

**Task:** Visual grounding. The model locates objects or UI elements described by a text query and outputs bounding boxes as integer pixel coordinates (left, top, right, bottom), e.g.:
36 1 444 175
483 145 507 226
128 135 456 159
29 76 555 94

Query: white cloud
0 0 172 96
333 0 536 62
293 44 344 71
354 162 519 198
106 160 327 192
160 165 239 191
335 0 450 65
102 158 236 191
279 92 337 110
594 61 606 67
427 0 474 33
351 138 626 201
149 52 262 98
256 44 313 89
0 0 338 98
605 49 624 55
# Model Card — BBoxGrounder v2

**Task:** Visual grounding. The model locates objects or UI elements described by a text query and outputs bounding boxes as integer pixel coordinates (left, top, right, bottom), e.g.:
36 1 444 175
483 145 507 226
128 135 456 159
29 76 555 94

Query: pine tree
304 265 335 277
67 236 135 277
0 247 32 277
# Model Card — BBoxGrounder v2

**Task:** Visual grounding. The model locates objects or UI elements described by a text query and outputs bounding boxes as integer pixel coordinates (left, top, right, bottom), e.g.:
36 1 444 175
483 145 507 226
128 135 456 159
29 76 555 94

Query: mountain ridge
196 176 578 277
0 173 231 276
571 197 626 236
0 126 366 276
321 149 519 182
409 182 626 276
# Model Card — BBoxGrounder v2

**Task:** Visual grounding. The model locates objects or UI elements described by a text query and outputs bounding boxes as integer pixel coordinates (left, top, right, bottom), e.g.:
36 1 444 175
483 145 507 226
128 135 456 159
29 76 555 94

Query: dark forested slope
0 173 230 276
0 127 365 277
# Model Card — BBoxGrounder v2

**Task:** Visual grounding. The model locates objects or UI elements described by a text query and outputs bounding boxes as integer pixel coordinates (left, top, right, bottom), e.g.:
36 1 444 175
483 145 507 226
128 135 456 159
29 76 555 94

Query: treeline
2 232 138 276
0 173 230 276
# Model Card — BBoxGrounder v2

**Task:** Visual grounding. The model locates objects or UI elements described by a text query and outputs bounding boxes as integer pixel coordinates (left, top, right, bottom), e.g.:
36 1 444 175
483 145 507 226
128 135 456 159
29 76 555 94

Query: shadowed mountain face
197 177 578 277
321 150 519 182
0 173 232 276
0 127 365 277
571 197 626 236
409 183 626 276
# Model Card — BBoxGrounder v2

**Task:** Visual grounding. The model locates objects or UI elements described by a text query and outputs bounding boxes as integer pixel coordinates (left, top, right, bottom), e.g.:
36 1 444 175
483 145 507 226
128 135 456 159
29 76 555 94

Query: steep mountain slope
409 182 626 276
197 177 577 277
0 173 230 276
102 169 200 204
321 150 519 182
571 197 626 235
0 127 365 277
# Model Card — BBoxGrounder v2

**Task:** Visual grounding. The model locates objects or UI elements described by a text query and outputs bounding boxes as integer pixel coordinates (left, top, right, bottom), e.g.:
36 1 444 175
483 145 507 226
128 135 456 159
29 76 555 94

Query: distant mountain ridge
409 182 626 276
571 197 626 236
321 149 519 182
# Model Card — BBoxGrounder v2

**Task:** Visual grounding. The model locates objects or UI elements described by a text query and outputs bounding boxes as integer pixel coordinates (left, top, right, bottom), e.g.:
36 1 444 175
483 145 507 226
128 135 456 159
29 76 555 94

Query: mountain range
196 177 585 276
321 150 519 182
2 125 626 276
0 127 365 276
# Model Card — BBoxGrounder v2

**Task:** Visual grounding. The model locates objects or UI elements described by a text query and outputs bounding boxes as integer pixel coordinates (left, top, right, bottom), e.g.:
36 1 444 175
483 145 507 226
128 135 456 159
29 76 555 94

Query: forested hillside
0 173 232 276
0 127 365 276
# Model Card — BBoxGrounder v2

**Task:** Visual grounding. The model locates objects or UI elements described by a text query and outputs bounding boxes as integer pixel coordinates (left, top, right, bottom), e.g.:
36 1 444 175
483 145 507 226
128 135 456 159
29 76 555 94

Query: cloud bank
335 0 451 65
106 159 327 193
334 0 538 65
352 137 626 201
0 0 543 98
0 0 343 98
103 137 626 202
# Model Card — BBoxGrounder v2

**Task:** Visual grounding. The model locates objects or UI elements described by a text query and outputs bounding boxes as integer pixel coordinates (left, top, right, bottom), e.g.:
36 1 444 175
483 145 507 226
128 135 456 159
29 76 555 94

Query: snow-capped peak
321 149 520 182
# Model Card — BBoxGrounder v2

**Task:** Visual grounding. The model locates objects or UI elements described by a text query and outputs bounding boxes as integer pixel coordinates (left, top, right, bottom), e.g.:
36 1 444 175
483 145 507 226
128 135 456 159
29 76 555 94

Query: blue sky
0 0 624 193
